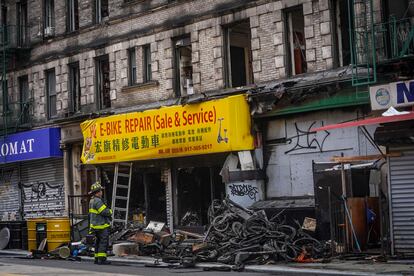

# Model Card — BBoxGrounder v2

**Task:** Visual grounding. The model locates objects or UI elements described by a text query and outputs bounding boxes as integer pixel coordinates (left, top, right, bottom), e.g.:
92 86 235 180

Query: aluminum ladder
111 163 133 227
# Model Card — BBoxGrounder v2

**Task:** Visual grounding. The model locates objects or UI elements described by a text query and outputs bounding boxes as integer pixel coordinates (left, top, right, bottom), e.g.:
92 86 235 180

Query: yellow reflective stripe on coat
89 208 99 214
90 223 110 229
97 204 107 213
95 252 107 257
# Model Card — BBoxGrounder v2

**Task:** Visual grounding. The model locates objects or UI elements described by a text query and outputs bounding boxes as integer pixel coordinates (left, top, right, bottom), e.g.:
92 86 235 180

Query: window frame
46 69 57 119
18 75 30 125
44 0 55 29
95 55 111 110
284 5 307 76
67 0 79 32
143 44 152 83
95 0 109 24
128 47 137 86
69 62 81 113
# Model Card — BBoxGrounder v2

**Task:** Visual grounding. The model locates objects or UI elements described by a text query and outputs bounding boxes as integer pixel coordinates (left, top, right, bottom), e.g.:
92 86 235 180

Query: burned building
0 0 413 255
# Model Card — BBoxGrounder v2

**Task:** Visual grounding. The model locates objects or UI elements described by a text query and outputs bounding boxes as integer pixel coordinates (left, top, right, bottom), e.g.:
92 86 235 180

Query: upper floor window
143 44 152 83
1 80 8 114
174 36 193 96
96 55 111 109
46 69 57 119
17 1 28 47
128 47 137 86
95 0 109 24
331 0 351 67
69 62 81 113
19 75 30 124
44 0 55 37
67 0 79 32
223 21 253 88
285 6 306 76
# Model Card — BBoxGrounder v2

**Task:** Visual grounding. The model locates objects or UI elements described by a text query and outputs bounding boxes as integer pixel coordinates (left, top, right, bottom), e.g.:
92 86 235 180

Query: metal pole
340 160 350 251
328 186 335 256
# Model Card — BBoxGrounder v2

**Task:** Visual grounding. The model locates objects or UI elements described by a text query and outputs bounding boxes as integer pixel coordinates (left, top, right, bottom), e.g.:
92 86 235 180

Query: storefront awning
311 112 414 132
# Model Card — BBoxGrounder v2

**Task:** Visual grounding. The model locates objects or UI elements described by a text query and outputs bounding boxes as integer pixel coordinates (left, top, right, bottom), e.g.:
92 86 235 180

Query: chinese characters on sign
80 95 254 164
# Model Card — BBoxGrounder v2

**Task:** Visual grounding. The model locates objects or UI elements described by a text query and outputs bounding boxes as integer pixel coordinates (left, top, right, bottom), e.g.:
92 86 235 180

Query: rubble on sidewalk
111 198 331 267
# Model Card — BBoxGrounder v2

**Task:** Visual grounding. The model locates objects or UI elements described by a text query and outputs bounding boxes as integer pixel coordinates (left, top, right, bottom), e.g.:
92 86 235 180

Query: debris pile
114 199 331 266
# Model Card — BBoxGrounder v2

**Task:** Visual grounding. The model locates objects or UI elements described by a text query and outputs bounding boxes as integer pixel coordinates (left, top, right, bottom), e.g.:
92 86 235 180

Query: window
17 1 28 47
67 0 79 32
223 21 253 88
1 80 8 113
128 48 137 86
19 75 30 124
2 4 7 42
69 62 81 113
96 55 111 109
332 0 351 67
143 44 152 82
95 0 109 23
46 69 57 119
285 6 306 75
174 36 193 96
44 0 55 37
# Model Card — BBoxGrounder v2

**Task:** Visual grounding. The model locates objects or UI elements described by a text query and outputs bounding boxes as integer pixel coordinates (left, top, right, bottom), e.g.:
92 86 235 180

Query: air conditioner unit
44 26 55 37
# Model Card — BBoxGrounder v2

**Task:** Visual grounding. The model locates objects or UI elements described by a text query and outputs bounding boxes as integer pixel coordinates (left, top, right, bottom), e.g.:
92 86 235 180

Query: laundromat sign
0 128 62 164
80 94 254 164
370 79 414 110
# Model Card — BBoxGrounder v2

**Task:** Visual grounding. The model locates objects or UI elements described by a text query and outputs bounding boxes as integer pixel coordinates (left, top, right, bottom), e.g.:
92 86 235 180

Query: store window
174 36 193 96
67 0 79 32
223 20 253 88
96 55 111 109
175 166 224 228
285 6 307 75
46 69 57 119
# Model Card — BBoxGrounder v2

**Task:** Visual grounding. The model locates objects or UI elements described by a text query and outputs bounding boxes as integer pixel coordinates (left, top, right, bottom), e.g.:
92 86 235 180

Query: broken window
67 0 79 32
143 44 152 83
382 0 414 57
174 36 193 96
128 47 137 86
223 21 253 88
46 69 57 119
332 0 351 67
19 75 30 124
44 0 55 37
285 6 307 75
69 62 81 113
17 0 28 46
96 55 111 109
95 0 109 24
176 167 224 227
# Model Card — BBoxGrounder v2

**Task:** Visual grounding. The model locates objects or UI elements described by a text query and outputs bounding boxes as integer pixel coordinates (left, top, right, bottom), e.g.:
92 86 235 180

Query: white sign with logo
370 79 414 110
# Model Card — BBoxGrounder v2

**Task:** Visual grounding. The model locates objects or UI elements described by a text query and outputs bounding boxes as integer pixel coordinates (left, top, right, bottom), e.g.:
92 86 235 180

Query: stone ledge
121 80 159 93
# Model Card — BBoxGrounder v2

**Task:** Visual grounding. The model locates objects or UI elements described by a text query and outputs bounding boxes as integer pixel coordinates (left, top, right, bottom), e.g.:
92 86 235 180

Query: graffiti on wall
285 121 330 154
228 183 259 201
20 181 65 218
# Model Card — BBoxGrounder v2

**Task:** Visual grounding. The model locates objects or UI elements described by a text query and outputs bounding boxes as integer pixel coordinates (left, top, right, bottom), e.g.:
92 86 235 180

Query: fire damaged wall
264 108 378 199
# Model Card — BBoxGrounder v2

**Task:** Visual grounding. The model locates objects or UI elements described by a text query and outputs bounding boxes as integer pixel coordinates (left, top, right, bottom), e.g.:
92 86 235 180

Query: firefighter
88 181 112 265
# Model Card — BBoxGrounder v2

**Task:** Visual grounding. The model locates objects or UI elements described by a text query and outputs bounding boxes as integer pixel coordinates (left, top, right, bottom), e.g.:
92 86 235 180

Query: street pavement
0 257 270 276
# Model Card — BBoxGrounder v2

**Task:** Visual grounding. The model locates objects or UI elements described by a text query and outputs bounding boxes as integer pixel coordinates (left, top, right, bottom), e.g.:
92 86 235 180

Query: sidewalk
1 249 413 275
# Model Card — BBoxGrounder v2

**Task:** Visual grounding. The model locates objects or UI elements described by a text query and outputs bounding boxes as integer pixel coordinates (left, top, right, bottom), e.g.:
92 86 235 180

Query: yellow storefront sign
80 94 254 164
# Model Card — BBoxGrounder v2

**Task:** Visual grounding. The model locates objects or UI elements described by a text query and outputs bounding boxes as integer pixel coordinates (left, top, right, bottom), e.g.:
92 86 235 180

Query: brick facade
3 0 376 125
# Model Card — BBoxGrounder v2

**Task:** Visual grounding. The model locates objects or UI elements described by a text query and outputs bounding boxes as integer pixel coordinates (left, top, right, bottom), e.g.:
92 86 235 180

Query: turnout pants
92 228 109 260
